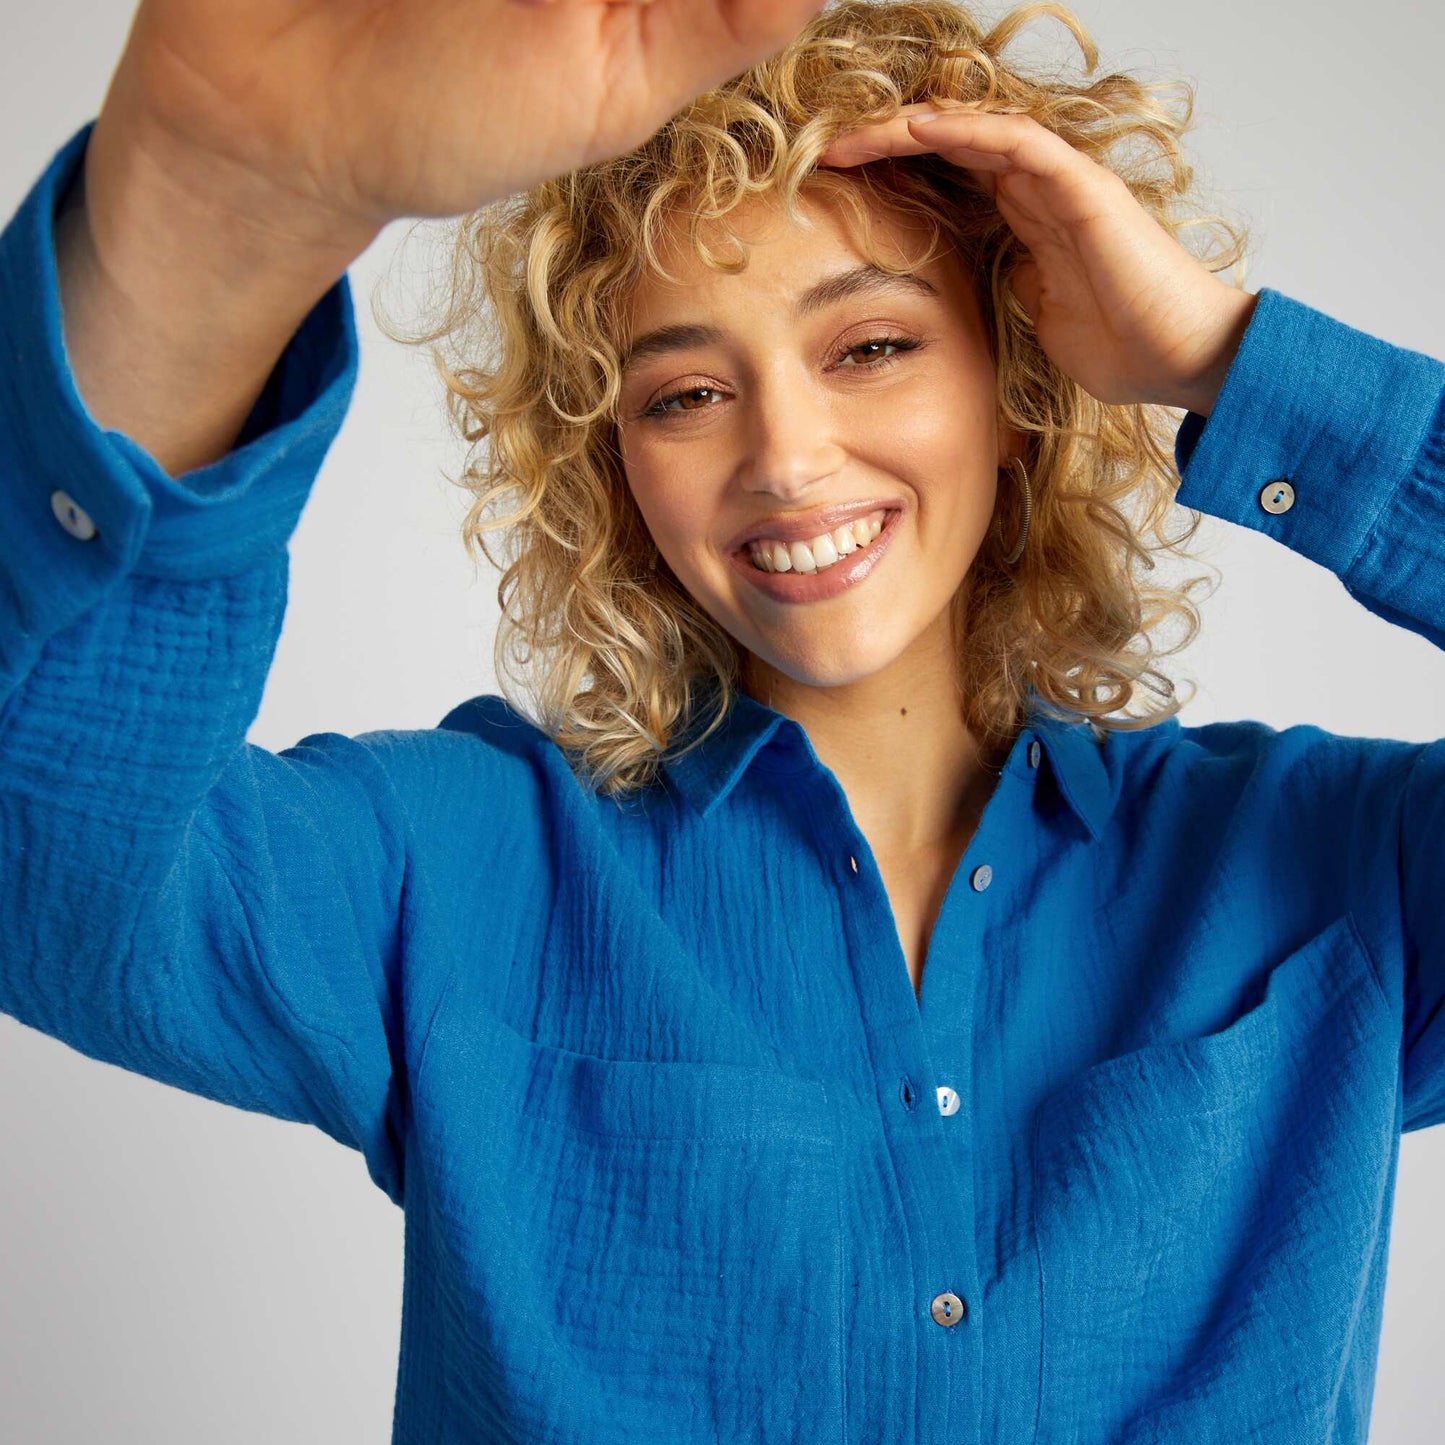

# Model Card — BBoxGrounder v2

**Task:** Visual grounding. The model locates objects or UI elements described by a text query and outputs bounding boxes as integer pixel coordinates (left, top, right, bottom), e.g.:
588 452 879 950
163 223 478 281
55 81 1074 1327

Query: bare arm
51 99 376 480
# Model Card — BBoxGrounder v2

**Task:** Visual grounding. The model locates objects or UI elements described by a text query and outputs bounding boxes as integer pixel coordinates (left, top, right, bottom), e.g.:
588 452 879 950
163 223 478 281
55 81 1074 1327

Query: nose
737 376 849 501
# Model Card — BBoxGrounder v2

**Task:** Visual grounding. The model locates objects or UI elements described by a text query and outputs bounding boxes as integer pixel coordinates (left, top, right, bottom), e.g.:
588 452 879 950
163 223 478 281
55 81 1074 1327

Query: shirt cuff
0 117 359 594
1172 286 1445 583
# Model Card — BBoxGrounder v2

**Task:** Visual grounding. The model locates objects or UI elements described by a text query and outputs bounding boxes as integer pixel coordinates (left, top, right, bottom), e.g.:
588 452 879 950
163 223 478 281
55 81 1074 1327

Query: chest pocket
1029 913 1398 1445
412 988 846 1445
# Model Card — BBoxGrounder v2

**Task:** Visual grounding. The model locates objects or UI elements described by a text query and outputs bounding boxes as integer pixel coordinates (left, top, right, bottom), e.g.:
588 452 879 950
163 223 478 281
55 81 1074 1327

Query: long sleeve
0 120 411 1206
1172 286 1445 1132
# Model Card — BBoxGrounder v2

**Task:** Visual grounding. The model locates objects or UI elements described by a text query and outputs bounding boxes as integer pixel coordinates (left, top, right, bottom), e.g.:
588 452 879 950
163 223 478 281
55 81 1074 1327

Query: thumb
647 0 830 81
716 0 832 51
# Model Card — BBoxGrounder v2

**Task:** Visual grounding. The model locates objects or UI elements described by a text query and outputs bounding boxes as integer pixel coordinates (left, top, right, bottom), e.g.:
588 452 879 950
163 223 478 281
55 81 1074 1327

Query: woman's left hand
817 101 1258 418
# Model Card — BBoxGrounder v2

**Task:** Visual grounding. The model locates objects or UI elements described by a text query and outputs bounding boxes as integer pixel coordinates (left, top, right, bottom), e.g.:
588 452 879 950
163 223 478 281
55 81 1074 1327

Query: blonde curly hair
377 0 1250 800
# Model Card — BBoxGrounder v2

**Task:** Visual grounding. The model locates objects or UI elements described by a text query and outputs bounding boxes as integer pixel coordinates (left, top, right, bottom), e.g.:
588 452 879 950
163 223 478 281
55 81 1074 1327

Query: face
614 187 1022 701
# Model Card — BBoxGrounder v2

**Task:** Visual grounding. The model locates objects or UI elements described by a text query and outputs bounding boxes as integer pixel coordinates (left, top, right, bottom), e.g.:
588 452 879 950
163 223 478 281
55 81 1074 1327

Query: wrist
82 99 380 317
1170 285 1260 419
55 102 373 477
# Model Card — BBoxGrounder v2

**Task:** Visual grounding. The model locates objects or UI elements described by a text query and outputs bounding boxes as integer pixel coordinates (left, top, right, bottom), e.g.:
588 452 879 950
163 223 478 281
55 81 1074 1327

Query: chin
741 638 906 693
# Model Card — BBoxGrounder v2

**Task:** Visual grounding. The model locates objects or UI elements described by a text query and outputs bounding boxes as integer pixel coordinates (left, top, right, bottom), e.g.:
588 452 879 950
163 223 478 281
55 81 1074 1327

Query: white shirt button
51 489 97 541
1259 478 1295 514
1027 738 1042 769
936 1084 960 1116
847 854 858 874
970 863 992 892
930 1291 968 1327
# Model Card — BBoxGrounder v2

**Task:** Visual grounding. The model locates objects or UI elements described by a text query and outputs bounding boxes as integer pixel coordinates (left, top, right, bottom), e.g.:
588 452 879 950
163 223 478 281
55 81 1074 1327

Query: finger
714 0 832 49
638 0 831 88
818 102 1006 197
817 101 978 165
833 108 1125 237
828 106 1074 175
905 110 1086 188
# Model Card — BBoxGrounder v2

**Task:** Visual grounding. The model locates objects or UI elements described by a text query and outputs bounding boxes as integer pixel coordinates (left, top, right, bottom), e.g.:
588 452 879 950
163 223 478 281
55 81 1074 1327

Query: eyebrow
618 264 941 377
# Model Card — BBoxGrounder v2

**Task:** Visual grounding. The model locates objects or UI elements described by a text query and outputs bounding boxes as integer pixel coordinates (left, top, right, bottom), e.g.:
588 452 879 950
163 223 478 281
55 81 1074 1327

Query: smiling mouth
740 507 899 573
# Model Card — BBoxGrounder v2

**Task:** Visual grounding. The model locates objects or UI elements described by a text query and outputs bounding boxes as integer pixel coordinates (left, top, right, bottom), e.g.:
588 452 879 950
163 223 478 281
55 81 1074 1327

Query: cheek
625 465 717 567
879 406 998 519
884 360 997 463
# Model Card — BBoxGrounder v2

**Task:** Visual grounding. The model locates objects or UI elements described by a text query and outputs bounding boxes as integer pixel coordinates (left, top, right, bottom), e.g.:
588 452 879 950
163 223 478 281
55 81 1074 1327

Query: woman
1 0 1439 1440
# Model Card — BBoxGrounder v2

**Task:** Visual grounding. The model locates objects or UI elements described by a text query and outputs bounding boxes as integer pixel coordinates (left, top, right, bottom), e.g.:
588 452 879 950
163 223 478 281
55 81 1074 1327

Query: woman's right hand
58 0 832 478
107 0 828 248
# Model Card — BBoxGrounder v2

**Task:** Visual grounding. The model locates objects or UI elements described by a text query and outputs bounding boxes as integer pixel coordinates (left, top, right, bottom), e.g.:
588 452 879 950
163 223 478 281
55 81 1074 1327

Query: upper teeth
746 509 889 573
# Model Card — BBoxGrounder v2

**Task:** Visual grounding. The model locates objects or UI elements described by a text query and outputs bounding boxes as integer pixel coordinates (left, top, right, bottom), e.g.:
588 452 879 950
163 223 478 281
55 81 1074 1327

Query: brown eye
836 336 923 367
644 384 723 418
640 334 924 423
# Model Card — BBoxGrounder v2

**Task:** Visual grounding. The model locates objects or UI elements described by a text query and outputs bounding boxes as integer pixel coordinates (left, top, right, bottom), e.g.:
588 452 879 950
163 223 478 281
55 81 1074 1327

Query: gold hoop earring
1001 456 1032 567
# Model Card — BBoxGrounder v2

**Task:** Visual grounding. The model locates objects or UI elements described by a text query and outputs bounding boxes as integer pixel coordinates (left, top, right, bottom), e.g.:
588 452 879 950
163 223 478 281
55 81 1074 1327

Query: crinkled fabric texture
3 121 1444 1444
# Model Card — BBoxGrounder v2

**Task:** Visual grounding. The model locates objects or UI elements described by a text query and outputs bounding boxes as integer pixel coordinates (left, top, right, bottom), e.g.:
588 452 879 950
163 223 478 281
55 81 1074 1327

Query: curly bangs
377 0 1252 801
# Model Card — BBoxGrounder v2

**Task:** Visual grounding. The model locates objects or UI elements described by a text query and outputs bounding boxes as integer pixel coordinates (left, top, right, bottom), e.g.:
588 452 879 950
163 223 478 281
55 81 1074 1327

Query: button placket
917 778 997 1336
830 758 1002 1387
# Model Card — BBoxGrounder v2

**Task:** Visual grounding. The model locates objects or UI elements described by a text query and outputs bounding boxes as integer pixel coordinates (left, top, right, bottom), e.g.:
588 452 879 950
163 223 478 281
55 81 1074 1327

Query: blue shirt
3 119 1443 1445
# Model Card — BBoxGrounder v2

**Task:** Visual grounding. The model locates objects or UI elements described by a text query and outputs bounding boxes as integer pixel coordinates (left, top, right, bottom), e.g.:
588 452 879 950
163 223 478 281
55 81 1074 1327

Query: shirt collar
660 681 1114 840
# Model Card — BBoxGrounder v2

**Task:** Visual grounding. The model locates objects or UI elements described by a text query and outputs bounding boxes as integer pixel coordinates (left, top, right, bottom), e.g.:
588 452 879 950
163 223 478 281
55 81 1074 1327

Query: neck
741 621 1003 860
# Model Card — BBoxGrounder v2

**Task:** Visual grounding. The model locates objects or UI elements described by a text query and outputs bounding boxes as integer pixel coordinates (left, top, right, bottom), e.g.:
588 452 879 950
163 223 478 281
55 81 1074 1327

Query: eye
639 333 925 420
835 335 923 369
643 384 725 419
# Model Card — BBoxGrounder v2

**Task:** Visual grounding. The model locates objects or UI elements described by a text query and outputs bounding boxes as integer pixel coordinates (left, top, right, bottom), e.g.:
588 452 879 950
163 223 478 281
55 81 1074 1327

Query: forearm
52 98 378 480
0 121 393 1161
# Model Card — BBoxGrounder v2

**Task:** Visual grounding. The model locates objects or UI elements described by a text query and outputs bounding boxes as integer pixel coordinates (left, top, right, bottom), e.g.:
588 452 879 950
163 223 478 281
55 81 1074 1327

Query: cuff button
1259 478 1295 515
51 489 97 541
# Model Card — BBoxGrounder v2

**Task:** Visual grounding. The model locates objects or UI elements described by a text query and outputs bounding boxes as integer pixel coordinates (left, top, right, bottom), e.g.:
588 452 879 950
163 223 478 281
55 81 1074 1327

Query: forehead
624 186 965 323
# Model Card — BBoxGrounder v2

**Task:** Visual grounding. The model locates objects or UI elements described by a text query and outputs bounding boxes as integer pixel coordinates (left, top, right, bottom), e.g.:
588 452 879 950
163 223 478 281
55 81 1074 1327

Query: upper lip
728 499 904 554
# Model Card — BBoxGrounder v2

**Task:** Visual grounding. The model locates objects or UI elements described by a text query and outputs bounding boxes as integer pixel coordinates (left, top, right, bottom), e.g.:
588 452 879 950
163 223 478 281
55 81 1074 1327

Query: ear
997 420 1028 472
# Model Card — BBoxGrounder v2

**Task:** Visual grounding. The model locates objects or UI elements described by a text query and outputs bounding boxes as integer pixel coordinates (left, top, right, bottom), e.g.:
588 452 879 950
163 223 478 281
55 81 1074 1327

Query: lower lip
729 509 903 604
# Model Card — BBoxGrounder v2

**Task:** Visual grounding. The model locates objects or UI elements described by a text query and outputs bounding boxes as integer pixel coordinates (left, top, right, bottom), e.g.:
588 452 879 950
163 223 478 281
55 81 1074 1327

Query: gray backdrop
2 0 1443 1439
